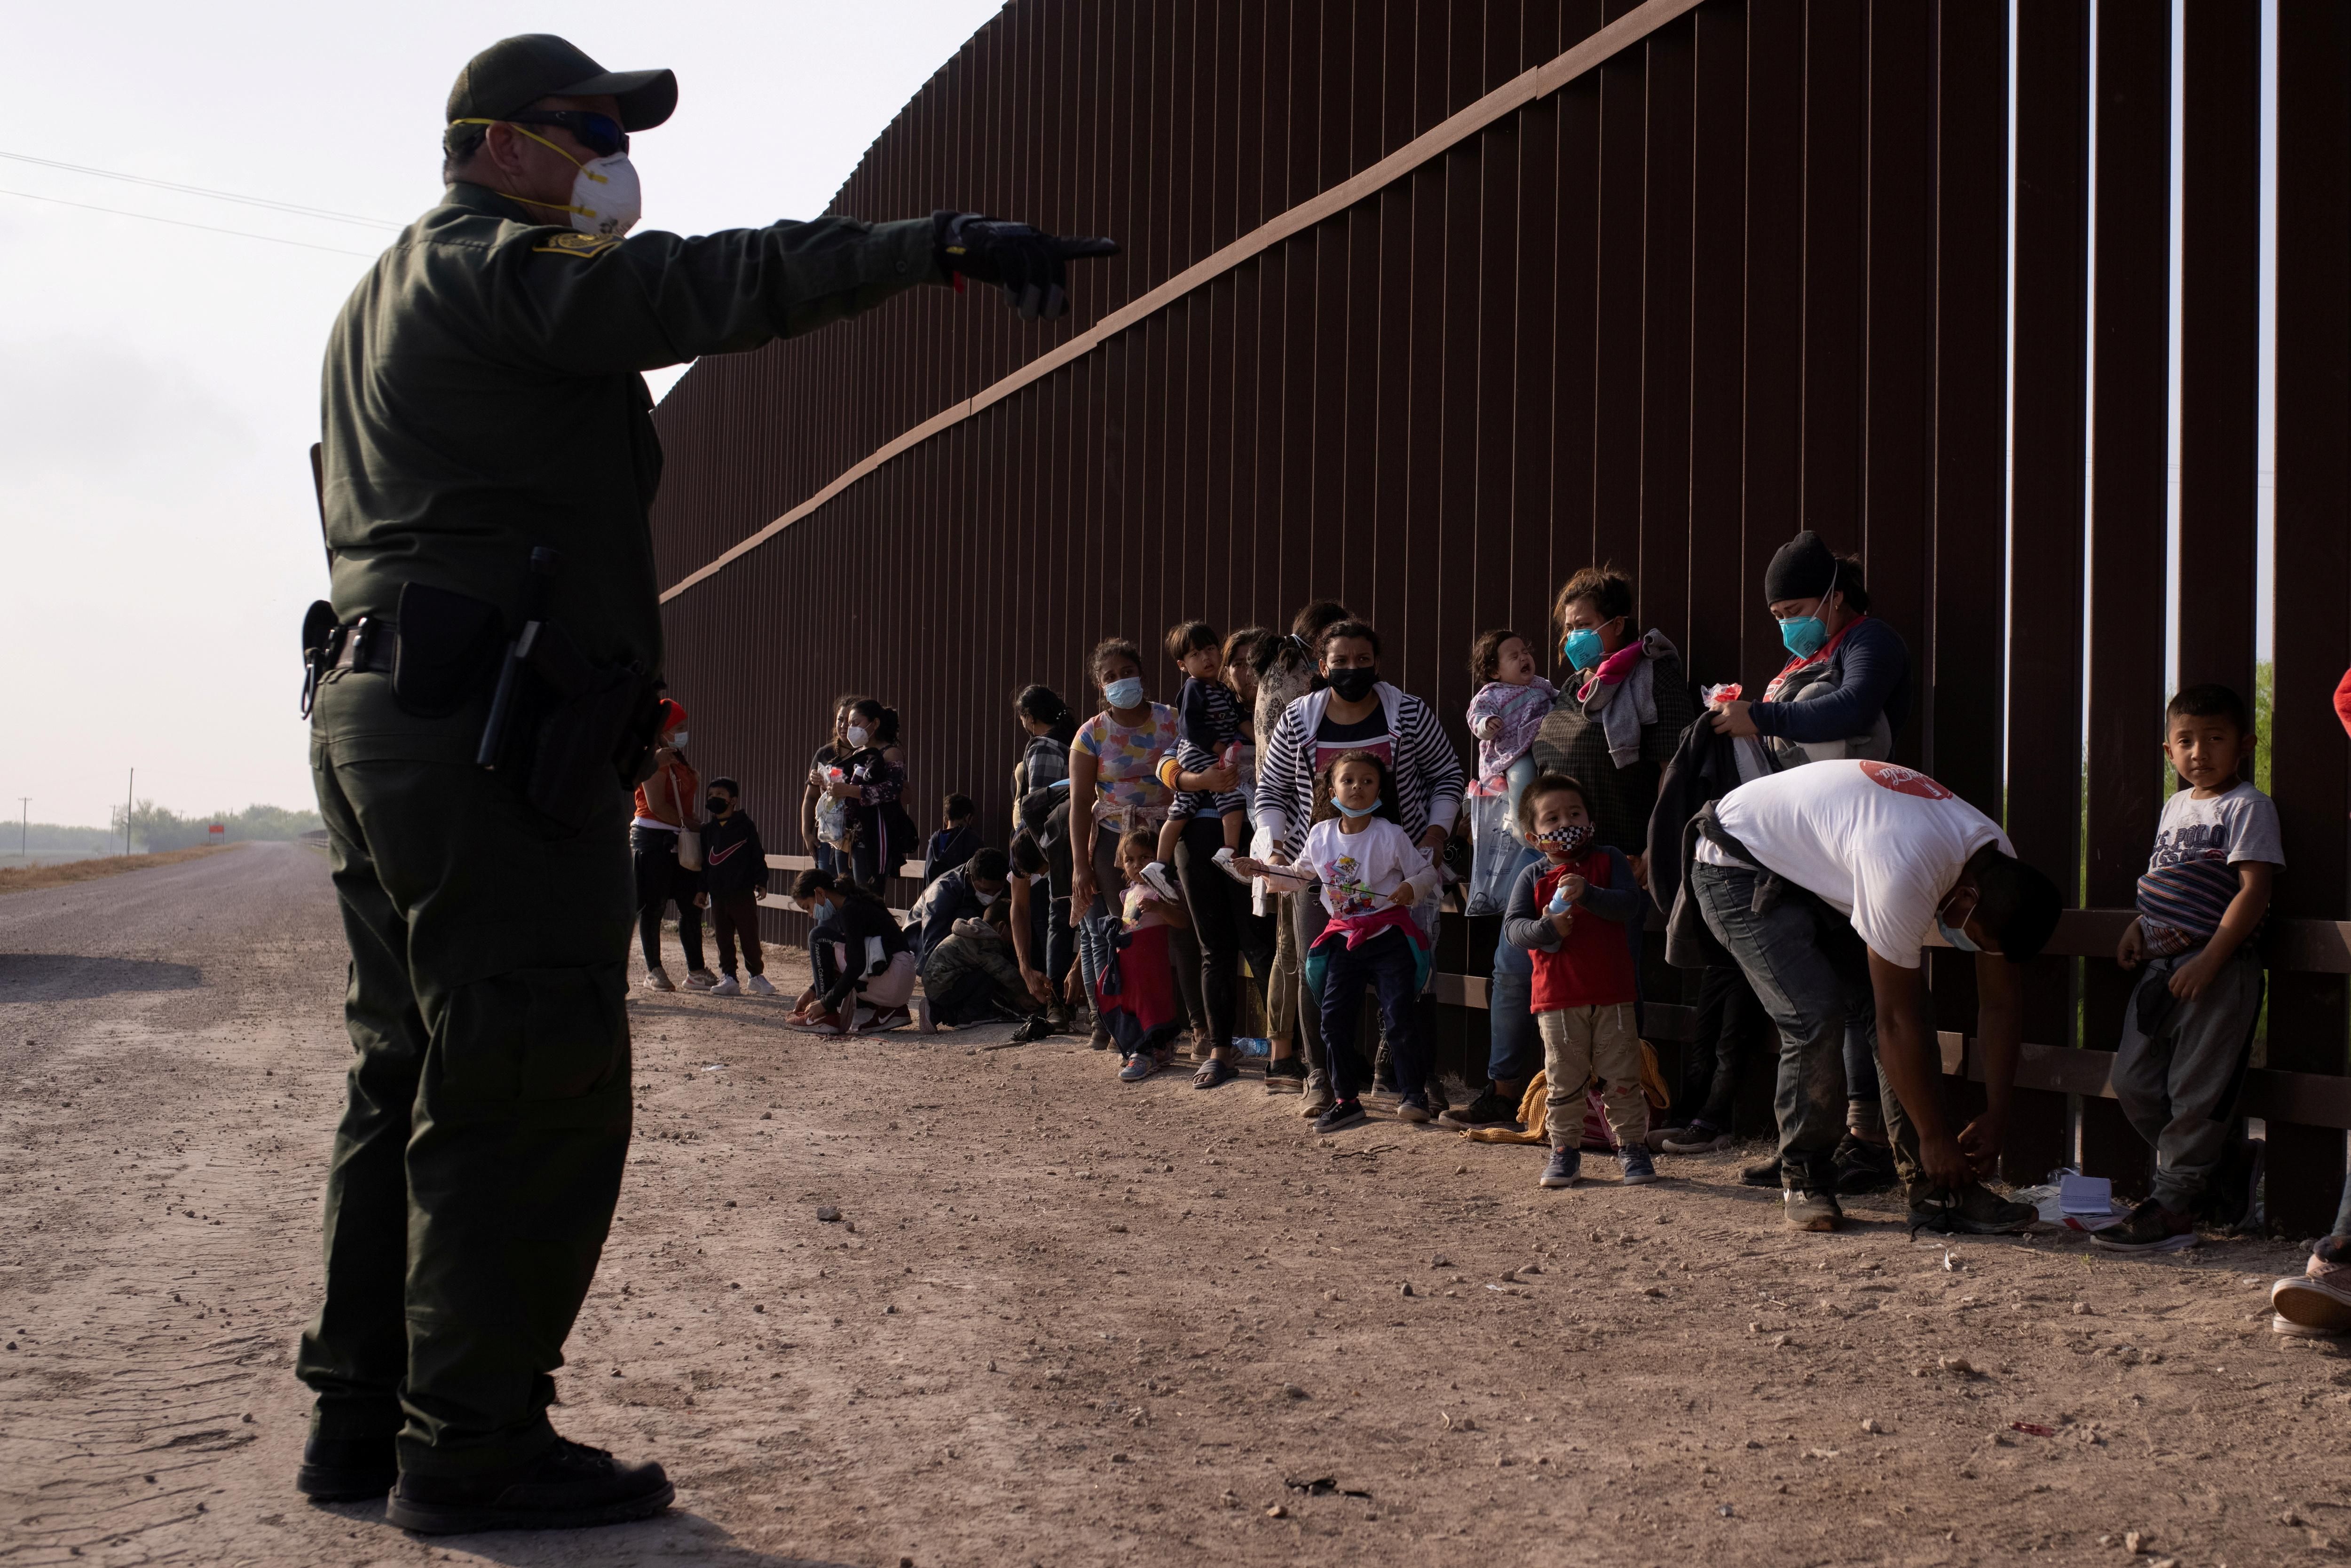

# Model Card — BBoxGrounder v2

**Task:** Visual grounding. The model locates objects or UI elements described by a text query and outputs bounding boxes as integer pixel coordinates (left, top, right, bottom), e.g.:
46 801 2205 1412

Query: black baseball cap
447 34 678 132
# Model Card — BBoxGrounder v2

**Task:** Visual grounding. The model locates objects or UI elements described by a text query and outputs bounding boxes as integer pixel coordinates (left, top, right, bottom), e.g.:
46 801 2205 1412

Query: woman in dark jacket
1705 531 1912 1191
819 697 912 885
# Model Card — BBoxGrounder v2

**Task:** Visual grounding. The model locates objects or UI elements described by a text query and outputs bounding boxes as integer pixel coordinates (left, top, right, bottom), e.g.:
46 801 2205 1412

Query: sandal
1192 1057 1238 1089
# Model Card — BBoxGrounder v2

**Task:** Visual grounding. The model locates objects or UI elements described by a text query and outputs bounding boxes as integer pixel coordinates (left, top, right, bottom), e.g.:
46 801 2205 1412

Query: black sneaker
1832 1134 1899 1195
1740 1155 1784 1188
1263 1056 1306 1094
1437 1086 1522 1131
386 1437 673 1534
1315 1098 1367 1134
295 1434 397 1501
1906 1183 2037 1235
2090 1198 2198 1253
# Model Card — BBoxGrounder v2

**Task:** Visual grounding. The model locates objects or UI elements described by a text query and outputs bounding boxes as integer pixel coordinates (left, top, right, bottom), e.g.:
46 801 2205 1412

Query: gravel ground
3 841 2347 1567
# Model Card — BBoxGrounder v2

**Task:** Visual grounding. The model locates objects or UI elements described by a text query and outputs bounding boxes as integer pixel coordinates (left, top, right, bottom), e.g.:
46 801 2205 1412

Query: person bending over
1684 759 2060 1233
786 869 914 1034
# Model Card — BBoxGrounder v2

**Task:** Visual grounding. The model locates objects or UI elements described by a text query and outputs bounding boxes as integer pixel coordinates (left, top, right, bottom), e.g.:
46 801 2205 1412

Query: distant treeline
107 802 325 853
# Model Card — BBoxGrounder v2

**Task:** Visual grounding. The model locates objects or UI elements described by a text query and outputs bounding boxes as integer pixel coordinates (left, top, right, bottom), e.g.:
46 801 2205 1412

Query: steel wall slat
1684 0 1748 689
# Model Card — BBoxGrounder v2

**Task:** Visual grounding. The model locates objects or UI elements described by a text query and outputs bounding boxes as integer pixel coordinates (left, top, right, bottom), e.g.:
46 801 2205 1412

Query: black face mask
705 796 728 815
1326 665 1379 703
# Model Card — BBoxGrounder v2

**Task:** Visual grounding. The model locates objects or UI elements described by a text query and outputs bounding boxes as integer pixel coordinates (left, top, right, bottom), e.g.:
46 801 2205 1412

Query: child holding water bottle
1501 772 1653 1188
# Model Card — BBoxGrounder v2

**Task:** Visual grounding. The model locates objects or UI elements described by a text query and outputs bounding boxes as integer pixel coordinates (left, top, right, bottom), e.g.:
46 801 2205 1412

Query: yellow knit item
1456 1040 1672 1145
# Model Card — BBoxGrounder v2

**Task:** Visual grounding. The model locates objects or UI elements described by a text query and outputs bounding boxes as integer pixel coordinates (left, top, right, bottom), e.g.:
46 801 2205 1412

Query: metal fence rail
650 0 2351 1233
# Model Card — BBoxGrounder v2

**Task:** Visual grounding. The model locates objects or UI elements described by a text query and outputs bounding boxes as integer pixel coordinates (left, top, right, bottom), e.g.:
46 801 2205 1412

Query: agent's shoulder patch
529 231 622 259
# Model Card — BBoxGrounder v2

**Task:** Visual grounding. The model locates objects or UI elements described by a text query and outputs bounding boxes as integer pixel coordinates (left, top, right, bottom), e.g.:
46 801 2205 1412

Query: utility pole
17 797 26 859
124 770 134 856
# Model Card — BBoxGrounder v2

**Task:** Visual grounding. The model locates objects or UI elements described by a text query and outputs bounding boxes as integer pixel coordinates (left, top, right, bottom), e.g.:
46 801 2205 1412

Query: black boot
1832 1133 1899 1195
387 1437 673 1534
296 1434 398 1501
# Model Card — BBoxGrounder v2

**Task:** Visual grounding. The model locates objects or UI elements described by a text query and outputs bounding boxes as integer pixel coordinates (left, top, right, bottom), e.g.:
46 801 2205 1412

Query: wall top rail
656 0 1707 605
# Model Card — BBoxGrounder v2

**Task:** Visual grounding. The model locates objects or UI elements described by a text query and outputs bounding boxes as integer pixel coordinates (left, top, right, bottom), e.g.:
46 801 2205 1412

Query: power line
0 188 381 257
0 149 400 228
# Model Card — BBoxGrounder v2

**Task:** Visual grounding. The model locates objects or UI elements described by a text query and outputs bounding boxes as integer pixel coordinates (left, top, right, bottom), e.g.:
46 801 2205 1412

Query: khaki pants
1538 1002 1646 1153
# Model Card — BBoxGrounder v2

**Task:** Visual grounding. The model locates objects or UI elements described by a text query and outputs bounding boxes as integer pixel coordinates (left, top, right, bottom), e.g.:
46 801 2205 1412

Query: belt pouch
518 621 649 829
393 582 504 717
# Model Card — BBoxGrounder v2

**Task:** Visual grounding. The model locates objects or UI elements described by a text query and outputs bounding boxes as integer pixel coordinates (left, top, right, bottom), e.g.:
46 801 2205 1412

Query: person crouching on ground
699 777 773 996
1502 772 1654 1188
1290 750 1442 1132
919 898 1041 1031
786 869 914 1033
1101 827 1192 1081
2099 684 2280 1254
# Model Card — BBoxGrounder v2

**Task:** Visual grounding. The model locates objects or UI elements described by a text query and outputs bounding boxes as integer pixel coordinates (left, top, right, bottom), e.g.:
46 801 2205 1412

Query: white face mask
976 890 1000 906
667 730 688 749
455 119 642 236
845 725 872 748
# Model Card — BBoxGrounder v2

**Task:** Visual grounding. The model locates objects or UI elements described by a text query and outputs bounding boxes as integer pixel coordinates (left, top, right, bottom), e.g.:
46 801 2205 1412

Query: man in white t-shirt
1689 759 2062 1232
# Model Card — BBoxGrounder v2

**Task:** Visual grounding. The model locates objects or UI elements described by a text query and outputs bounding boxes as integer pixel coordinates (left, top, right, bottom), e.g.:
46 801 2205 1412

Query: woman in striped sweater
1254 618 1466 1115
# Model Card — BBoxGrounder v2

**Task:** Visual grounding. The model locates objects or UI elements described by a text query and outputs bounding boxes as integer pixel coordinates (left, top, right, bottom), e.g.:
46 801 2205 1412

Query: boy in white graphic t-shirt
1689 759 2063 1234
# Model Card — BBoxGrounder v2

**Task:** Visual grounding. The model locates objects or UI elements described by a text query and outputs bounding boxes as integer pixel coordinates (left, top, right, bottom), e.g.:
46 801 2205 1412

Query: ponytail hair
1014 683 1070 729
1831 553 1871 613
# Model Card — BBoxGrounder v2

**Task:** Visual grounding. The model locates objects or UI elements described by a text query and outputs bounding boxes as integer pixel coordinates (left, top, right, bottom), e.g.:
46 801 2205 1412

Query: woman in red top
633 700 711 992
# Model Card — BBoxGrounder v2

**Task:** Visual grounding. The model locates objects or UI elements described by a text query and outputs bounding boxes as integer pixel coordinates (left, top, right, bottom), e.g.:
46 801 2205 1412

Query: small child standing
1501 772 1653 1188
699 777 773 996
1463 629 1559 915
1144 621 1248 900
923 794 982 887
1101 827 1193 1081
1294 750 1443 1133
2098 684 2281 1251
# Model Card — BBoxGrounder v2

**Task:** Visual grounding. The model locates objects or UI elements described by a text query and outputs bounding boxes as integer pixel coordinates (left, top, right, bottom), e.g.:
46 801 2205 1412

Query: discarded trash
1942 1251 1962 1271
1283 1476 1371 1498
2009 1421 2057 1438
701 1063 727 1072
1232 1036 1272 1058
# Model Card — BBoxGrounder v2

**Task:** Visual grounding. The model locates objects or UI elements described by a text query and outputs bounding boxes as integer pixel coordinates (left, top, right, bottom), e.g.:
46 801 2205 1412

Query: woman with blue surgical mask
1066 638 1207 1056
1705 529 1916 1197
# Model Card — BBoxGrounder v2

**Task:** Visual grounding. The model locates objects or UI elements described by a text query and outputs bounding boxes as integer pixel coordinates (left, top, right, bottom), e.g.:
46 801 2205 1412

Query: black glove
932 211 1120 321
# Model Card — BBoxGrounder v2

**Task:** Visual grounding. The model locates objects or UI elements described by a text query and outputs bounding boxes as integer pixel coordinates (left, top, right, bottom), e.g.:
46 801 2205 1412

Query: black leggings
631 827 704 974
1673 962 1770 1131
1175 815 1274 1052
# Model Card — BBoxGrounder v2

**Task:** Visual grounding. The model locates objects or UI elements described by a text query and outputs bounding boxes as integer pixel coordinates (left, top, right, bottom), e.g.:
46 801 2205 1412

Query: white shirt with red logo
1696 759 2012 967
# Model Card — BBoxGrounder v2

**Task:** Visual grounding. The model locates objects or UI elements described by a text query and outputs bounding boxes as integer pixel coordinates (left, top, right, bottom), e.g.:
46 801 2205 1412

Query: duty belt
300 616 397 716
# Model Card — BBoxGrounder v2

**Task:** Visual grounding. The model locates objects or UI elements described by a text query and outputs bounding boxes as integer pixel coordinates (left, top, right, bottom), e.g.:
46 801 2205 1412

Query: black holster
497 619 662 829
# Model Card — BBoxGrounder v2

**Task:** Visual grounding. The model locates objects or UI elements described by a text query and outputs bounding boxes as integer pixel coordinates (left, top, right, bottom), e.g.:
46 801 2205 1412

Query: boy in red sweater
1501 773 1654 1188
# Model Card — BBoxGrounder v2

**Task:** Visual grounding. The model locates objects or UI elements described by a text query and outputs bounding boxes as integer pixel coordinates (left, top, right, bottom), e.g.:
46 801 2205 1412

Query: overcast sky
2 0 997 828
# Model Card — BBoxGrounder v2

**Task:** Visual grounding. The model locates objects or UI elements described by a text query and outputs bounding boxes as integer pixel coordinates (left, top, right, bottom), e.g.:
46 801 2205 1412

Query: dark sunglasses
506 110 629 158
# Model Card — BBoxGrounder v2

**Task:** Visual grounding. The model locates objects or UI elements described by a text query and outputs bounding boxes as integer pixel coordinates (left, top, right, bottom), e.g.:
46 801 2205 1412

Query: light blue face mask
1936 891 1980 953
1777 564 1837 659
1561 627 1605 670
1331 796 1378 819
1102 676 1144 710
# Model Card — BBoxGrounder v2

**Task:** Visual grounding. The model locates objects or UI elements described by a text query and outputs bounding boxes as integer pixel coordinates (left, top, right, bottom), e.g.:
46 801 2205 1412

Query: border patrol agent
295 34 1115 1534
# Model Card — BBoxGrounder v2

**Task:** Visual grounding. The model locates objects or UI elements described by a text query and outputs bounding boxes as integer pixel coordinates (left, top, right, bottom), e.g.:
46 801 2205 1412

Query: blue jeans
1690 859 1933 1198
1318 927 1424 1103
1485 936 1543 1086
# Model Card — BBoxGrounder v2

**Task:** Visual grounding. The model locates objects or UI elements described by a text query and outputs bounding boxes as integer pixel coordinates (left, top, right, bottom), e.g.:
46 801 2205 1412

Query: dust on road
3 843 2345 1567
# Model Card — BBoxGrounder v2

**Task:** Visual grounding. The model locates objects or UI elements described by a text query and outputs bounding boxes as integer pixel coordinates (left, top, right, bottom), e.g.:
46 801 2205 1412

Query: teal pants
296 672 635 1478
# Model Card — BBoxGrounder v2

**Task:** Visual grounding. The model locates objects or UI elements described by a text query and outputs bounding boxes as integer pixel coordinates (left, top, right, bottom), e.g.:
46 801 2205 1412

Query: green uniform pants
296 671 635 1478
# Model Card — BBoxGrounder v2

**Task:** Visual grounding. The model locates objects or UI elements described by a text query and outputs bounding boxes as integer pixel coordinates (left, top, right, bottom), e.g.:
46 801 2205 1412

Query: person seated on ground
699 777 773 997
923 793 982 888
1462 627 1558 916
1283 750 1443 1133
916 899 1040 1032
2099 685 2280 1254
1101 827 1192 1083
907 846 1011 965
786 869 914 1034
1501 773 1654 1189
2274 668 2351 1337
1683 758 2060 1234
1144 620 1249 901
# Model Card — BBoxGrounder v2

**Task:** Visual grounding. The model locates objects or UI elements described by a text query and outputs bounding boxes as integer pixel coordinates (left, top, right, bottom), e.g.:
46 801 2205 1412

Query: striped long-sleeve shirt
1251 682 1465 860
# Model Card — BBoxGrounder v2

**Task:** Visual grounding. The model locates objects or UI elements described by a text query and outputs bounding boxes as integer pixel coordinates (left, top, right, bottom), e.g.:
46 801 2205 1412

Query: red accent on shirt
2335 667 2351 741
1529 852 1638 1012
1763 612 1870 702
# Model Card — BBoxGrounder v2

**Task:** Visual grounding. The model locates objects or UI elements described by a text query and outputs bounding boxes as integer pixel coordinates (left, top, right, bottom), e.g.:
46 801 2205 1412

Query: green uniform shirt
318 182 940 678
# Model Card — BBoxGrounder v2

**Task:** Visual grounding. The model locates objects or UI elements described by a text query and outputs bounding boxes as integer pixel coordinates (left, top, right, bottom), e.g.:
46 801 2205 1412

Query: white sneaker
710 975 741 996
681 969 718 992
1137 860 1183 904
642 968 675 992
1213 846 1253 885
744 974 777 996
2272 1253 2351 1336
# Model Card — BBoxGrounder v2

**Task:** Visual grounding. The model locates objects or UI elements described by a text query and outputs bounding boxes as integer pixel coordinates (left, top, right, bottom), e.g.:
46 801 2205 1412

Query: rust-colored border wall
647 0 2349 1220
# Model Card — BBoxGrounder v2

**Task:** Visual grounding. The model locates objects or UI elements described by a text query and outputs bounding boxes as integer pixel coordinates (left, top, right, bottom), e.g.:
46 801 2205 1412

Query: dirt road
4 843 2346 1567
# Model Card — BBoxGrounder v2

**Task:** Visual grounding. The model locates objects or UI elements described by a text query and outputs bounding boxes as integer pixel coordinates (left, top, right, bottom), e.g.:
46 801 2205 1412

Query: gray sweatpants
2112 950 2263 1211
